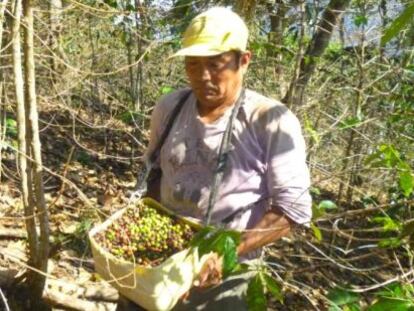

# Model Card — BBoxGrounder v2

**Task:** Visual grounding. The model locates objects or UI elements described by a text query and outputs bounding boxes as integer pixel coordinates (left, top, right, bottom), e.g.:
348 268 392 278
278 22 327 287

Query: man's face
185 51 251 109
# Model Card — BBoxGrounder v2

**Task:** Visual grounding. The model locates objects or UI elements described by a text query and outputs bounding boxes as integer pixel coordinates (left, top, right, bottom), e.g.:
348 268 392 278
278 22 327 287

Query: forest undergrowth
0 102 412 310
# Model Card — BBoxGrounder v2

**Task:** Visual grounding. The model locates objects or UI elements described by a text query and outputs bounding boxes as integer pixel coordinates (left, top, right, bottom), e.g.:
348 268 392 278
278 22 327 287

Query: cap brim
168 44 227 59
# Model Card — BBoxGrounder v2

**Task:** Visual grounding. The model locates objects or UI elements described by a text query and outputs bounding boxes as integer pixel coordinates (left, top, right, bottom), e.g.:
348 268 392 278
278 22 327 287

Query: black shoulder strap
149 89 192 164
204 89 246 225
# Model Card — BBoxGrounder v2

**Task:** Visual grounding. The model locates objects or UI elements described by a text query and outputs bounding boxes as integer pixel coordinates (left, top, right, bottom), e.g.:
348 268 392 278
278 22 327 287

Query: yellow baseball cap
170 7 249 58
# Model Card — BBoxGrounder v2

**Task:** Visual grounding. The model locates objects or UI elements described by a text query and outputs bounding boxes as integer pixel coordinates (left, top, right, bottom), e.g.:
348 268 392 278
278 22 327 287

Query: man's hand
180 253 223 302
194 253 223 288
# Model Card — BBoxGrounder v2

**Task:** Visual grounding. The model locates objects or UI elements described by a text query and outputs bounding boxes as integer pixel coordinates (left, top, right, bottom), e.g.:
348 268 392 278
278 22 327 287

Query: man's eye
208 62 221 69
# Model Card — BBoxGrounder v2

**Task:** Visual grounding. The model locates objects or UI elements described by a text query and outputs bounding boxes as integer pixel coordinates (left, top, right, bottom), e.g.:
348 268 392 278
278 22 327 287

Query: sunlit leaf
327 288 360 311
365 144 402 168
246 274 266 311
6 118 17 137
367 297 414 311
399 170 414 198
311 223 323 242
304 115 320 145
221 235 238 277
190 228 241 276
372 216 401 232
312 203 325 219
318 200 337 210
354 15 368 27
378 237 402 248
381 3 414 46
263 273 283 303
160 86 175 95
344 303 361 311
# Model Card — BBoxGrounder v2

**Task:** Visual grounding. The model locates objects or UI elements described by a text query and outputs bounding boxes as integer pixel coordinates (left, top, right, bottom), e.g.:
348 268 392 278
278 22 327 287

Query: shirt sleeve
262 105 312 226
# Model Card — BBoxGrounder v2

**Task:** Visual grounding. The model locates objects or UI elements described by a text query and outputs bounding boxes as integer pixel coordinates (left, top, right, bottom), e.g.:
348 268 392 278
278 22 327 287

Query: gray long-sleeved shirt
145 88 312 231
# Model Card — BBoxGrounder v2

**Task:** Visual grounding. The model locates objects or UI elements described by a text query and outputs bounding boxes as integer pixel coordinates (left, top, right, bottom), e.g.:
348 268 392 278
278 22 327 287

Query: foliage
64 218 95 256
190 227 241 277
327 287 360 311
381 2 414 45
5 117 17 137
368 283 414 310
246 270 284 311
327 283 414 310
190 227 284 310
365 144 413 198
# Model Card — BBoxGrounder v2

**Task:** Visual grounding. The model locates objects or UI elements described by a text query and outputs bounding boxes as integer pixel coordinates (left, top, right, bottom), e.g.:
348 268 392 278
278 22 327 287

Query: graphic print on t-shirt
166 134 220 209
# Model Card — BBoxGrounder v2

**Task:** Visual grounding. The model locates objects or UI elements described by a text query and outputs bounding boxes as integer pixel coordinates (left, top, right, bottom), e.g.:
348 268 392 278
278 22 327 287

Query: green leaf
310 187 321 196
378 237 403 248
368 297 414 311
312 203 324 219
372 216 401 232
221 235 238 277
76 151 91 165
104 0 118 8
160 86 175 95
399 170 414 198
354 14 368 27
344 303 361 311
190 228 241 276
263 273 283 303
246 274 266 311
327 288 360 310
189 226 215 250
304 115 320 145
250 41 265 57
318 200 337 211
117 111 144 124
339 116 363 130
6 117 17 137
365 144 402 169
311 223 323 241
375 282 414 300
231 263 250 275
381 3 414 46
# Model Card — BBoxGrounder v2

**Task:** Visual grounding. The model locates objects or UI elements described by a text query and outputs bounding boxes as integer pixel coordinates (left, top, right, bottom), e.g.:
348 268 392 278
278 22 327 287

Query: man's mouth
197 87 216 96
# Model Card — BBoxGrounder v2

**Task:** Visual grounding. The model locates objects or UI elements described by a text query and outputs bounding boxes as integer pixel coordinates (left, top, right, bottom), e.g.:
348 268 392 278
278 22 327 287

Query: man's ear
240 51 252 72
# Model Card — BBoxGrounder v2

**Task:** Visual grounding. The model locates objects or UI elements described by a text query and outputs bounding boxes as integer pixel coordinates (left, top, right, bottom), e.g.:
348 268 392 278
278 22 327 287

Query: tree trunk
48 0 62 80
282 0 307 108
283 0 351 107
0 0 9 52
267 0 288 95
23 0 49 300
0 82 5 183
12 0 39 270
235 0 257 24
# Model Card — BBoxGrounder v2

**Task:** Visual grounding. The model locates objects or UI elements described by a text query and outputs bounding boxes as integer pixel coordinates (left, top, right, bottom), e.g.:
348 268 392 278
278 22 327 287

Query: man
120 7 312 311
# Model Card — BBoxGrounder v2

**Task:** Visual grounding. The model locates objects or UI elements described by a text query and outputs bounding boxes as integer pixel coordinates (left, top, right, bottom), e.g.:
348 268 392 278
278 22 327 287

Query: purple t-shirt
145 88 312 231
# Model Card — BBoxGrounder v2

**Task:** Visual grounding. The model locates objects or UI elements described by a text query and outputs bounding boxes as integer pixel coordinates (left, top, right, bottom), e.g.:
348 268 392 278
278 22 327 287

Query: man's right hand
193 253 223 288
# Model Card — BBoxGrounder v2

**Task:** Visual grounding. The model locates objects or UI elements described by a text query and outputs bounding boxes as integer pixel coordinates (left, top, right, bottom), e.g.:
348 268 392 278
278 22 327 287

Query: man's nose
200 65 211 81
